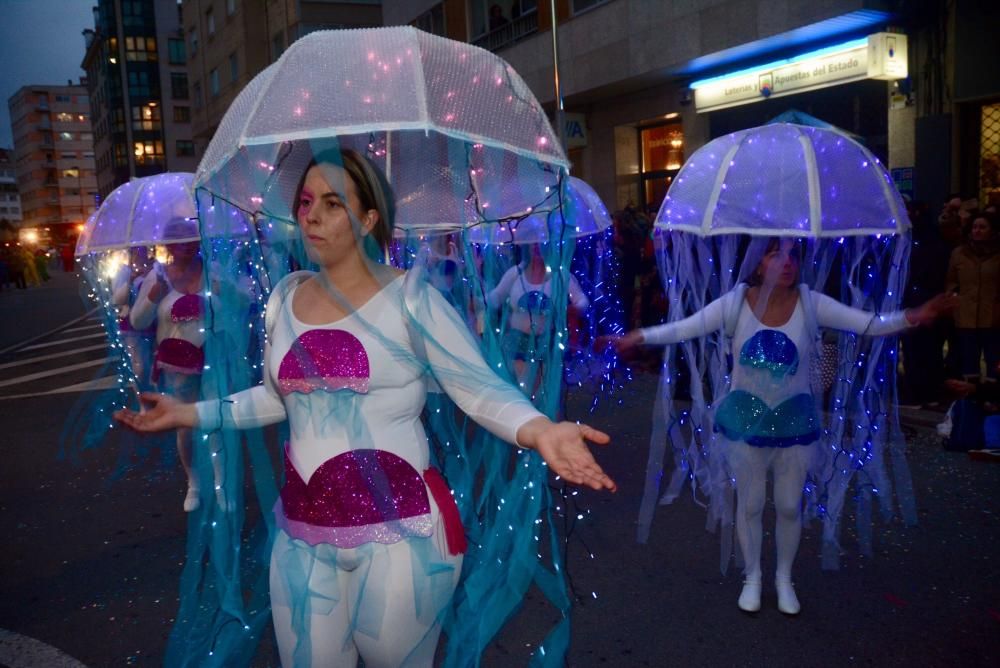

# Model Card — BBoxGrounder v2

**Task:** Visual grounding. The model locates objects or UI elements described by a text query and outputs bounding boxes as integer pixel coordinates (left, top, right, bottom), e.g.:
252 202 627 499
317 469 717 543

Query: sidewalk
0 270 91 351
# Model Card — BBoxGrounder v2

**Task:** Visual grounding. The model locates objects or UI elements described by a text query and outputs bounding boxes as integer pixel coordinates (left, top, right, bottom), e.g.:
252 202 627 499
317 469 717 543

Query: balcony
472 11 538 52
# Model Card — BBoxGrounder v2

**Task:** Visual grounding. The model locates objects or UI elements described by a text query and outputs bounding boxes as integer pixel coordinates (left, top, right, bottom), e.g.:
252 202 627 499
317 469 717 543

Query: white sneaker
775 576 801 615
738 579 762 613
183 485 200 512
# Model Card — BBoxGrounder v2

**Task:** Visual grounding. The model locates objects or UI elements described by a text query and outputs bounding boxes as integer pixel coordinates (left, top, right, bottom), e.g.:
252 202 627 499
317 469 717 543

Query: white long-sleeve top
487 265 589 335
196 271 544 486
640 288 912 405
129 262 205 348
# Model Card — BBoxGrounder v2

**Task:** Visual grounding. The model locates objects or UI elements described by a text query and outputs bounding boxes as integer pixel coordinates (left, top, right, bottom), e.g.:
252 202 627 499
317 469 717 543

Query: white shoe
738 579 762 613
183 485 200 512
775 576 801 615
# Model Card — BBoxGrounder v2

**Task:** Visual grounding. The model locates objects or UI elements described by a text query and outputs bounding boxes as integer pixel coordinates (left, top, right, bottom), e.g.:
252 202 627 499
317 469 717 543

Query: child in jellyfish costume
110 246 157 392
487 242 589 396
616 235 954 614
129 219 233 512
117 151 616 666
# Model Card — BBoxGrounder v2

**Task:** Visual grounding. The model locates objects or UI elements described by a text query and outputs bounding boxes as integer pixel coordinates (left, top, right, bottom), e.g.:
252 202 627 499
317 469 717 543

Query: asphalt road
1 276 998 667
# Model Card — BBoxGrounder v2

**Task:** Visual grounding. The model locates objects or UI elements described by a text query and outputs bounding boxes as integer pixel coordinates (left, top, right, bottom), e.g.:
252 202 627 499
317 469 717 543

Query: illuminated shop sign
692 33 908 113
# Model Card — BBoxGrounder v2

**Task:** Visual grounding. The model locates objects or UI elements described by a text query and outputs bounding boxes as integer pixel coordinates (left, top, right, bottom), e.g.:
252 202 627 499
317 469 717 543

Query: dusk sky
0 0 95 148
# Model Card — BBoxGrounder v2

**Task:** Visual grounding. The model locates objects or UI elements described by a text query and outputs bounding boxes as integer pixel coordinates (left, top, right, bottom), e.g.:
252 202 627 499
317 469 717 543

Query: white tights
726 442 812 581
270 511 462 667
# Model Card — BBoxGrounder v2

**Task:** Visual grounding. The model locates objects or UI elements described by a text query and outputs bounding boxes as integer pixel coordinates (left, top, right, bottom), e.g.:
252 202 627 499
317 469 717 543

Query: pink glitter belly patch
276 448 433 548
170 293 204 322
277 329 371 395
154 337 204 377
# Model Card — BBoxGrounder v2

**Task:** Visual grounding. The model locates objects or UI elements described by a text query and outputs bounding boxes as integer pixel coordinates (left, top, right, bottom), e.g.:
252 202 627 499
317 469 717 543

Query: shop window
980 102 1000 207
638 123 684 213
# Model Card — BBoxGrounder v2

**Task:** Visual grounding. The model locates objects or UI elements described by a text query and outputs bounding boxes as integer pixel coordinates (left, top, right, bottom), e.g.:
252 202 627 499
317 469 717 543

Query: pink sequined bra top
277 329 371 395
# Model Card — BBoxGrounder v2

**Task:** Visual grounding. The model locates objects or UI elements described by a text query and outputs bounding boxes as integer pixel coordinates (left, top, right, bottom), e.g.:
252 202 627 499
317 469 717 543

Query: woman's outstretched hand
516 417 616 491
114 392 198 432
596 330 644 356
907 292 959 326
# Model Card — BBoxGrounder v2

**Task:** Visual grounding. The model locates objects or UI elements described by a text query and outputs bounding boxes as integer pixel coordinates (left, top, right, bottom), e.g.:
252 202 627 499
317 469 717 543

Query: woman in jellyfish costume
613 123 955 614
117 149 616 666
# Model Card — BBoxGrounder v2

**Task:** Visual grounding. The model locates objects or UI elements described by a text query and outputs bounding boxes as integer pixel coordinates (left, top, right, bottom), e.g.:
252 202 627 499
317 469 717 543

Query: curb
0 307 101 357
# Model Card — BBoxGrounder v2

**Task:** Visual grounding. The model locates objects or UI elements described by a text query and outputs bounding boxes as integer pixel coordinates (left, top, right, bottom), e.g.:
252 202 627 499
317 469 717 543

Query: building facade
0 148 23 227
383 1 922 214
82 0 199 199
182 0 382 157
7 83 98 245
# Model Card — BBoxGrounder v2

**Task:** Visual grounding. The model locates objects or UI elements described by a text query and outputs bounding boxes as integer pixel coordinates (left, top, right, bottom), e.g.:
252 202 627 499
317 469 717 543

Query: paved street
1 275 998 667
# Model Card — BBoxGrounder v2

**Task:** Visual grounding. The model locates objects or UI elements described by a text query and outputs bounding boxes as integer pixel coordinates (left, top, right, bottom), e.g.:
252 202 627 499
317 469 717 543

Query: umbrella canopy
194 26 567 232
75 172 198 255
655 123 908 238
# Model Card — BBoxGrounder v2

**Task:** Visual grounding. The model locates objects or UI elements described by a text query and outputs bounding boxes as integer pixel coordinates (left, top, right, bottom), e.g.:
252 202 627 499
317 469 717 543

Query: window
189 28 198 55
227 0 236 16
55 94 71 102
206 9 215 37
171 72 189 99
59 131 74 141
176 140 195 157
173 105 191 123
62 167 81 179
192 80 203 109
81 132 93 142
133 140 164 165
210 68 220 96
55 112 75 122
83 151 95 158
229 52 238 83
127 70 152 97
125 36 158 61
132 104 161 131
470 0 537 49
168 38 185 64
60 152 76 159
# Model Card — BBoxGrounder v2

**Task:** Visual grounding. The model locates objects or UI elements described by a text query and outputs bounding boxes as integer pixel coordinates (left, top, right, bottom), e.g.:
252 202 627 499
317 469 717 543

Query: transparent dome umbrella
193 26 568 234
184 26 589 668
640 123 915 573
75 172 200 255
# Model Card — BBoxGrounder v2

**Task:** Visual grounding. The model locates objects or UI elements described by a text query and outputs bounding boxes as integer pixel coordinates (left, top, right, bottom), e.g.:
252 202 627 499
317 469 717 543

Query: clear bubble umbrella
641 123 915 574
74 172 200 255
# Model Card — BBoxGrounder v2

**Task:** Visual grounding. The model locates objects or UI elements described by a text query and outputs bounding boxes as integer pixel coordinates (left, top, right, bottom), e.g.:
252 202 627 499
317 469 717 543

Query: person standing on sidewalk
946 212 1000 380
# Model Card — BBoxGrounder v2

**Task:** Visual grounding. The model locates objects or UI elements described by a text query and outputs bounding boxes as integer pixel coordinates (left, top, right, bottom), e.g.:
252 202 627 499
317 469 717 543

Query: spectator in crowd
946 211 1000 380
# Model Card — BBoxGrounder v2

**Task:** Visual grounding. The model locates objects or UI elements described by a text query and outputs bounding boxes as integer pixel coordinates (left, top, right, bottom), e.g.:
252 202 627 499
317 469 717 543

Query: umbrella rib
796 129 822 238
701 142 741 234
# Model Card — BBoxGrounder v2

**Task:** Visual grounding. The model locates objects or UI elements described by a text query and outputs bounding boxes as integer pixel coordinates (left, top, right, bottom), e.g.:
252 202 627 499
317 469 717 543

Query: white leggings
725 441 813 581
270 510 463 667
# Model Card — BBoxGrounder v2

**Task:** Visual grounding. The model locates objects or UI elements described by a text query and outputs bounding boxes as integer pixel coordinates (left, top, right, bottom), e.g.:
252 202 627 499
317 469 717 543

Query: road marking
61 323 106 334
0 357 112 389
0 628 88 667
0 375 120 399
17 332 107 352
0 344 110 370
